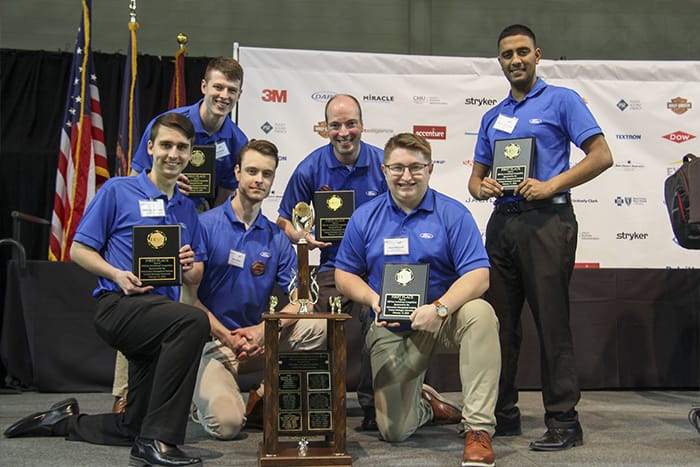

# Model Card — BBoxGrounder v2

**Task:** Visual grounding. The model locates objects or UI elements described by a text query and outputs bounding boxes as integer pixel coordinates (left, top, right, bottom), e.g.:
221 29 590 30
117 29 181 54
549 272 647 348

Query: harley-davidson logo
667 97 692 115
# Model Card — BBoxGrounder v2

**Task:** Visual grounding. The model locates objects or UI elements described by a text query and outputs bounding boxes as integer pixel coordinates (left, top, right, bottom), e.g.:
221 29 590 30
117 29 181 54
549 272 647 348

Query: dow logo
662 131 696 143
261 89 288 103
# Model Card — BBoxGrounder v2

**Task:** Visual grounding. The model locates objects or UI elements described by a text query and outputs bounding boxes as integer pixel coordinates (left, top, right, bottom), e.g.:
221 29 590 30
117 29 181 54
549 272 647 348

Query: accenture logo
662 131 696 143
413 125 446 140
311 91 337 102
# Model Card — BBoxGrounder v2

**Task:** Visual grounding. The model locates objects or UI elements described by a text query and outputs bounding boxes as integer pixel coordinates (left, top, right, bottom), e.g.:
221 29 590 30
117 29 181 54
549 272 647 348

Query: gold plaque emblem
395 267 414 286
146 230 167 249
190 149 206 167
503 143 521 160
326 194 343 212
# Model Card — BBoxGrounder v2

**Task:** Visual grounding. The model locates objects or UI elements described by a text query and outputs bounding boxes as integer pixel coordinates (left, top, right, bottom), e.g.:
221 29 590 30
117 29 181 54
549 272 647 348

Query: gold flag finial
176 33 188 49
129 0 137 23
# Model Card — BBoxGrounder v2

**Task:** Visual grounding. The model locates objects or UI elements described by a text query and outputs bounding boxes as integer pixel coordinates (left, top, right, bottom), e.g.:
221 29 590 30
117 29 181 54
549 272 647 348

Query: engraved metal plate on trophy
182 144 216 197
132 225 182 286
379 263 429 323
313 190 355 242
492 137 536 194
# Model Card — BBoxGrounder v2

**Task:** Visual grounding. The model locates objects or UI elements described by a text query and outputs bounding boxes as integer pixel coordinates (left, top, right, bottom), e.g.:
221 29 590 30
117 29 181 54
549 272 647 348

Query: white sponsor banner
238 46 700 268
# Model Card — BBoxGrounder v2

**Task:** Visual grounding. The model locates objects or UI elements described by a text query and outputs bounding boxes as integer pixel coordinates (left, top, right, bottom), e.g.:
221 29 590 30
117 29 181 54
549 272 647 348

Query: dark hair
383 132 432 164
149 112 195 143
238 139 280 168
205 56 244 85
497 24 537 48
324 94 363 124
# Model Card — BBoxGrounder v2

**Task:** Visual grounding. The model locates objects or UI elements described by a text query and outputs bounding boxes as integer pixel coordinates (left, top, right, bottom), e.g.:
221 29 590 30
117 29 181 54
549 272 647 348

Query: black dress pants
66 292 209 446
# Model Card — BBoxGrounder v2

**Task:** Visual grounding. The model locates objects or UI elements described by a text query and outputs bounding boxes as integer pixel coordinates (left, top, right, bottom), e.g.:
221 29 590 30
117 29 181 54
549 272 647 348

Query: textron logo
413 125 446 140
616 232 649 240
662 131 696 143
261 89 287 103
616 134 642 140
311 91 336 102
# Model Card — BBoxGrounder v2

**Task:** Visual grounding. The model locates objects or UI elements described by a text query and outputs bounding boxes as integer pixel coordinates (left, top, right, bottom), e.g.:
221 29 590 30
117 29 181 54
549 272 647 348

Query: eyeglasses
385 163 430 175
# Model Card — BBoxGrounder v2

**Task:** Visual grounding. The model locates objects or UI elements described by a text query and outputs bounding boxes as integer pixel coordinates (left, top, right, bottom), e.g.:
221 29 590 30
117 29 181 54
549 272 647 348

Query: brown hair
204 56 244 85
238 139 280 168
149 112 195 143
383 132 431 164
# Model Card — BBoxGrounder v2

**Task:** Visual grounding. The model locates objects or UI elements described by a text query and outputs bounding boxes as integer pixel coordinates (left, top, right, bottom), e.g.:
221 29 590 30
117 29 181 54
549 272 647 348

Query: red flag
49 0 109 261
115 19 141 176
168 46 186 109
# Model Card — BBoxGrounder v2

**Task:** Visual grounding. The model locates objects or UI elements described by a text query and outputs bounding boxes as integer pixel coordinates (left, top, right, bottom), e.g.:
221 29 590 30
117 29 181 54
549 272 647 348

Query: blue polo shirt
278 141 387 271
73 171 207 301
474 78 603 204
335 188 490 328
131 99 248 199
197 197 296 330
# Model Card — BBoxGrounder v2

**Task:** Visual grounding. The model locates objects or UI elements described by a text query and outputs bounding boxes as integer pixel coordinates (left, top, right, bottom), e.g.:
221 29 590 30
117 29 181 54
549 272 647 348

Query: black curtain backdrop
0 49 210 259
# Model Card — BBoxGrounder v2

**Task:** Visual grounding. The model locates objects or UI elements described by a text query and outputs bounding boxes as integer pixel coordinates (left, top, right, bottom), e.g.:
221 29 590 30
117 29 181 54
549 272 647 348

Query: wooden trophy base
258 441 352 466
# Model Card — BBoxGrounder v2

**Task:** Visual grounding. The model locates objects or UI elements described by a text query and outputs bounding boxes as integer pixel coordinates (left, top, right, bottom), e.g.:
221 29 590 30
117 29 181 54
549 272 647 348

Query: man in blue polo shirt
277 94 387 431
335 133 501 467
468 24 613 452
4 113 210 467
131 56 248 208
189 139 326 440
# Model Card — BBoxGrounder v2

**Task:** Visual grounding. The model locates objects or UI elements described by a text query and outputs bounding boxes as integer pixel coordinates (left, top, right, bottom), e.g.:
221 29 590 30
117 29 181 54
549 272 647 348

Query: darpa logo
667 97 692 115
413 125 446 140
311 91 337 102
662 131 696 143
261 89 287 103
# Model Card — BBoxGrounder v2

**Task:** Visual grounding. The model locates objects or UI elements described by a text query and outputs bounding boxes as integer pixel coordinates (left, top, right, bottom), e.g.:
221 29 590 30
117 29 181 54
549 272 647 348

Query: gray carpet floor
1 390 698 466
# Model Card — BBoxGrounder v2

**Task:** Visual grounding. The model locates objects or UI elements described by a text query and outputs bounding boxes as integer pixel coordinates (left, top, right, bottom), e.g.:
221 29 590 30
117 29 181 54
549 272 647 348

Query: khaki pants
192 318 327 439
368 298 500 442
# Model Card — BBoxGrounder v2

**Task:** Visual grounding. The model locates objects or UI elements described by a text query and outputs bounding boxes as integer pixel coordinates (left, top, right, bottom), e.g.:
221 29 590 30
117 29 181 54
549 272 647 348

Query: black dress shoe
129 438 202 466
4 398 79 438
360 407 378 431
529 423 583 451
494 420 522 437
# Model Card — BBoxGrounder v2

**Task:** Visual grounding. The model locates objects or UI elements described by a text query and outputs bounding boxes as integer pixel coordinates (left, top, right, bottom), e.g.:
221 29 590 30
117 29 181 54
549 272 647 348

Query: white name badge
493 114 518 134
384 237 409 256
139 199 166 217
228 249 246 268
215 141 230 159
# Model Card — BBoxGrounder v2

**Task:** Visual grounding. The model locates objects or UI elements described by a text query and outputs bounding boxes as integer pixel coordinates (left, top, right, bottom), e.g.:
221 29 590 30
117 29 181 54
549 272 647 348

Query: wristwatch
433 300 448 320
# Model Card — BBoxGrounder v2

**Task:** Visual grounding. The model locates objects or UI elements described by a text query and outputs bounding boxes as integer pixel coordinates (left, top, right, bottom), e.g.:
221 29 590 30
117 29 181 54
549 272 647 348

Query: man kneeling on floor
334 133 501 467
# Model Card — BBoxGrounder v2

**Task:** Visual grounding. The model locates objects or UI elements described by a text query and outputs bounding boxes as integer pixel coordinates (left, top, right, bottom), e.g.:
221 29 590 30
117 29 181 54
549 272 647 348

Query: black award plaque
313 190 355 242
379 263 429 323
183 144 216 197
492 137 535 195
132 225 182 286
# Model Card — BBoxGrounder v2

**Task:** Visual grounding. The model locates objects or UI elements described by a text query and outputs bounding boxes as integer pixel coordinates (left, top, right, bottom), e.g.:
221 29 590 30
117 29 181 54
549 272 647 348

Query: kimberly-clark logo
311 91 337 102
616 134 642 141
667 97 692 115
413 125 446 140
662 131 696 143
363 94 395 103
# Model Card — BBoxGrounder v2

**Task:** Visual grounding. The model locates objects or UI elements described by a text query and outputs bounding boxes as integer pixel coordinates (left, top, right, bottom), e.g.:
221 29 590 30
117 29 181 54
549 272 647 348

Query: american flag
49 0 109 261
115 16 141 176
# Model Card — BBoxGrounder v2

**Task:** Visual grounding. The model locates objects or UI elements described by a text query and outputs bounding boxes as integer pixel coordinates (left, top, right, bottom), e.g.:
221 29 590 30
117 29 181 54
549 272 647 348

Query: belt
494 193 571 215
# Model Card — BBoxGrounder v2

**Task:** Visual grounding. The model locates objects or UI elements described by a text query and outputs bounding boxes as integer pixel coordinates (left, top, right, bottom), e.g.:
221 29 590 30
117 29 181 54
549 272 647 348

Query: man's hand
230 324 265 361
113 270 153 296
179 244 196 272
514 177 556 201
410 303 443 333
477 176 504 200
176 173 192 196
371 301 401 328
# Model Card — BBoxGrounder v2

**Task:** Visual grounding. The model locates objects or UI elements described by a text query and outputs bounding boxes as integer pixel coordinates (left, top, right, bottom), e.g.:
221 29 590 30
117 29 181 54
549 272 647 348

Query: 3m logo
662 131 696 143
261 89 287 103
413 125 447 140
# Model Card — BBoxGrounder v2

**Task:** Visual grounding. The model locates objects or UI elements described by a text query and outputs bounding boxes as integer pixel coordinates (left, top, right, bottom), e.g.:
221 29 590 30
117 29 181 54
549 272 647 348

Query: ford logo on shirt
366 190 378 196
529 118 543 124
260 251 272 258
419 233 434 239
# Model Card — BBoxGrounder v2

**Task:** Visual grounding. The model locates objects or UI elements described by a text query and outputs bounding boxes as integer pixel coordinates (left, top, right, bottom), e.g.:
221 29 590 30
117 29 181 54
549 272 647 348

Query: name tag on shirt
493 114 518 134
228 249 246 268
139 199 165 217
215 141 230 159
384 238 409 256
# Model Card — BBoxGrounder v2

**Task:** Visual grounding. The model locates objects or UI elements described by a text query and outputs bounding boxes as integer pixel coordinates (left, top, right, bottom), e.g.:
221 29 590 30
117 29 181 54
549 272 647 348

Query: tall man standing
468 24 613 451
276 94 387 430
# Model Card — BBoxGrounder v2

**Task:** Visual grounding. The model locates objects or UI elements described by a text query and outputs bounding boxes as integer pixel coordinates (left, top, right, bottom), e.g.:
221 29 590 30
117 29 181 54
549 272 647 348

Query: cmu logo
662 131 696 143
667 97 692 115
261 89 287 103
413 125 447 140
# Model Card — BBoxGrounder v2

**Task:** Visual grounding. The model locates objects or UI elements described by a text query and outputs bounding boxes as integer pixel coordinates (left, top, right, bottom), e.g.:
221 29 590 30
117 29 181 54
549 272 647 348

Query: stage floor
1 390 698 466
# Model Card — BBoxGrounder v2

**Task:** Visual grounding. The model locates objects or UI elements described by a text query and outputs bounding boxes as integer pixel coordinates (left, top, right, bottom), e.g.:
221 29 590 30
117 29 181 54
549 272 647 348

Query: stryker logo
662 131 695 143
616 232 649 240
260 122 273 134
413 125 446 140
363 94 394 103
465 97 498 106
616 134 641 140
311 91 336 102
261 89 287 103
667 97 692 115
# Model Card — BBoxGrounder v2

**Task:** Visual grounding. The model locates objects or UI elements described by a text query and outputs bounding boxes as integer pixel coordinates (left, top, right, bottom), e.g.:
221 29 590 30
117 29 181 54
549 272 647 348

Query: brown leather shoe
462 430 495 467
112 395 127 414
421 384 461 425
245 389 263 429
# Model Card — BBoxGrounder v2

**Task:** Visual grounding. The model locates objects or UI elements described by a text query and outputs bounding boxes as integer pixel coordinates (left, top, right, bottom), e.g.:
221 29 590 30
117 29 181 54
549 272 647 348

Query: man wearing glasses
335 133 501 467
276 94 385 431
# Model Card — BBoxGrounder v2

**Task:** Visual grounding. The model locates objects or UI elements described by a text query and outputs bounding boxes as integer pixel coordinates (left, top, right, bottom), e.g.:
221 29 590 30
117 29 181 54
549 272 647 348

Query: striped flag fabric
168 43 186 109
115 17 141 176
49 0 109 261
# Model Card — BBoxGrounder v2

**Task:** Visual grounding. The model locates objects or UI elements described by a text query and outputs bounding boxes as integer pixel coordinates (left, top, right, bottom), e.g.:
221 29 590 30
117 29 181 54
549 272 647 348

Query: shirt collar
385 187 435 215
223 195 266 230
137 171 187 205
326 141 370 169
506 77 547 105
